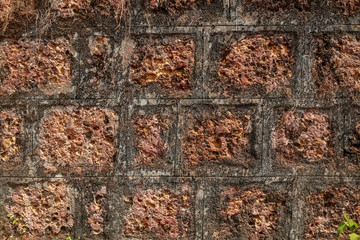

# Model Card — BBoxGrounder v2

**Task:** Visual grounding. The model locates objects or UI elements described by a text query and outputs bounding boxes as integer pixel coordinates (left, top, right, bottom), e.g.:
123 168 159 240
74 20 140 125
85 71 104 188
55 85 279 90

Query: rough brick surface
123 185 194 239
209 186 287 239
0 39 72 96
304 186 360 239
183 111 252 169
217 34 294 95
130 38 195 96
86 186 107 236
5 182 74 239
132 114 169 168
272 110 333 165
333 0 360 15
312 34 360 96
38 107 118 174
0 110 22 166
147 0 198 15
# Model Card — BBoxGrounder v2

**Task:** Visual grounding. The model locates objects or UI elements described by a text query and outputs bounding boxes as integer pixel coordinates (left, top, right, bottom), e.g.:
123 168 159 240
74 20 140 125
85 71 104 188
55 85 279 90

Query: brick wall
0 0 360 239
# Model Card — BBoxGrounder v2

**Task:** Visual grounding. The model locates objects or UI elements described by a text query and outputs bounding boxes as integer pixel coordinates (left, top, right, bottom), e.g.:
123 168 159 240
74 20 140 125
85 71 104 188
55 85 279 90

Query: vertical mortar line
174 99 180 177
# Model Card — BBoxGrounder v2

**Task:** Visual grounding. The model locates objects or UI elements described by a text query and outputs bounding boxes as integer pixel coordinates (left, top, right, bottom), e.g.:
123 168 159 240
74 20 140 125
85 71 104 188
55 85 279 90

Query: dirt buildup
218 34 294 94
123 185 193 239
147 0 204 15
312 34 360 96
272 110 333 164
6 182 74 239
0 0 35 32
305 186 360 239
0 39 72 96
333 0 360 15
130 38 195 95
39 107 118 173
212 187 286 239
183 111 252 168
242 0 310 11
132 115 169 168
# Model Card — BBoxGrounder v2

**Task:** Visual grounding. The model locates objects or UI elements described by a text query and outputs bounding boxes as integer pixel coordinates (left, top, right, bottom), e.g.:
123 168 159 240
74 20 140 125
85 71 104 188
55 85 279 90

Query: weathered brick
5 182 74 239
130 37 195 96
38 107 118 174
0 0 35 32
208 186 288 239
182 110 253 170
132 114 170 168
332 0 360 15
122 184 194 239
272 110 333 165
241 0 311 11
304 186 360 239
0 39 72 96
86 186 107 236
52 0 128 22
0 110 22 166
217 34 294 96
312 34 360 96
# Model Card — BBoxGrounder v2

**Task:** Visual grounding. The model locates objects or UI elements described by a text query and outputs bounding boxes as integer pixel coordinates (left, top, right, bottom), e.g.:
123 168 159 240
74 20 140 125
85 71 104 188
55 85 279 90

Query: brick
130 37 195 97
86 186 107 236
147 0 200 15
0 39 72 96
332 0 360 15
0 110 23 167
0 0 35 32
271 110 333 166
216 34 294 96
241 0 311 11
38 107 118 174
52 0 129 22
181 105 258 174
304 186 360 239
5 182 74 239
122 184 194 239
206 184 290 239
132 114 170 168
312 34 360 96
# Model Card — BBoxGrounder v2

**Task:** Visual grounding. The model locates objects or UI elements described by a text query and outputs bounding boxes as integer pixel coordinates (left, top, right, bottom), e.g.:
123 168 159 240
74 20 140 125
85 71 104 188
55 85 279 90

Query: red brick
86 186 107 236
0 39 72 96
312 35 360 96
211 187 286 239
123 185 194 239
6 182 74 239
132 114 170 168
130 38 195 96
0 110 22 166
183 111 252 168
218 34 294 94
305 186 360 239
333 0 360 15
147 0 198 15
272 110 333 165
38 107 118 174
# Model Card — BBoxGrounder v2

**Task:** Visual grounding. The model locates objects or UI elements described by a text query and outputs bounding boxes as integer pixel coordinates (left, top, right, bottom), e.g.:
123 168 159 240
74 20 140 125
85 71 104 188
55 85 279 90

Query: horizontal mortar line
130 23 360 28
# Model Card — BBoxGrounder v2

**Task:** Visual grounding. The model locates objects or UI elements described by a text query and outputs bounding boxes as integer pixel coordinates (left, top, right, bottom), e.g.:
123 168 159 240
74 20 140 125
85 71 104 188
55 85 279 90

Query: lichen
212 187 286 239
132 115 169 168
39 107 118 173
6 182 74 239
305 186 360 239
130 38 195 95
0 39 72 96
312 34 360 95
218 34 294 94
0 110 22 164
183 111 252 168
123 185 193 239
86 186 107 235
272 110 333 164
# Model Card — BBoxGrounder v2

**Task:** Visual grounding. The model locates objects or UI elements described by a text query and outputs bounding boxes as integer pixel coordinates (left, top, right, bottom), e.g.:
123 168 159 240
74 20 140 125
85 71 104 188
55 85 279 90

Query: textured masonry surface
1 0 360 239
